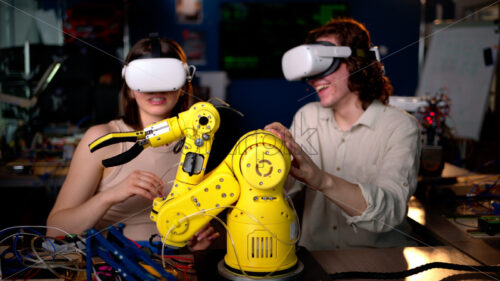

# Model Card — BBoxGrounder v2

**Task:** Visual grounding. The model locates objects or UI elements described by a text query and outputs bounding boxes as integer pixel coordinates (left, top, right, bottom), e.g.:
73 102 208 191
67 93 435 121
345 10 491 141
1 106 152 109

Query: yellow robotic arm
89 101 219 175
89 102 300 279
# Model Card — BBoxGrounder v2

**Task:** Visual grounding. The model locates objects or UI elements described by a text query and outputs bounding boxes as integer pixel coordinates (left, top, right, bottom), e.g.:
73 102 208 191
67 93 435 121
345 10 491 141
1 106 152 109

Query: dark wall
127 0 423 131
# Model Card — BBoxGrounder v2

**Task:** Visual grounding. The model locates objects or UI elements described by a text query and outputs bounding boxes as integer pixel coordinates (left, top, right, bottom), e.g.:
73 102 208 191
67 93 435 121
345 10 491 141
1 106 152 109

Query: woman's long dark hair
119 38 192 130
306 18 393 109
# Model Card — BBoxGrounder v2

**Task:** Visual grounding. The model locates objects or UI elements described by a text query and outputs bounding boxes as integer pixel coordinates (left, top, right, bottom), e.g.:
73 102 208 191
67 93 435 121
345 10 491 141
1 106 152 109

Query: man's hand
265 122 324 190
187 223 220 251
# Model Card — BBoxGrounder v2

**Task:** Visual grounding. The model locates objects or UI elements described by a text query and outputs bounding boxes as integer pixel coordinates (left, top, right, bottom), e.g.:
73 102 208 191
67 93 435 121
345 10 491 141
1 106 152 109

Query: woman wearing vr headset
46 37 218 251
266 18 421 250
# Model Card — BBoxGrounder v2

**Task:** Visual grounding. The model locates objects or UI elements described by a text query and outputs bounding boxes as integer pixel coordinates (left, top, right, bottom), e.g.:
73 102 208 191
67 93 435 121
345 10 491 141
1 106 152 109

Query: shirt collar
319 104 333 121
319 100 385 130
354 100 384 129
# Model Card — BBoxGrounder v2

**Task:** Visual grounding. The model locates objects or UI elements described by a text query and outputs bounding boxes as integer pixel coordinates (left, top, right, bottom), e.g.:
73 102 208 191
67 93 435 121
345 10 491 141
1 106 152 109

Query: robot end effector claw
88 101 220 169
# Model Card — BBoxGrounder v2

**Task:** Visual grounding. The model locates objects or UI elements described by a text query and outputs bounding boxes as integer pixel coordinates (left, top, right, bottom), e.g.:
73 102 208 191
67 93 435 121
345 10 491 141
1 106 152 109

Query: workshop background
0 0 499 229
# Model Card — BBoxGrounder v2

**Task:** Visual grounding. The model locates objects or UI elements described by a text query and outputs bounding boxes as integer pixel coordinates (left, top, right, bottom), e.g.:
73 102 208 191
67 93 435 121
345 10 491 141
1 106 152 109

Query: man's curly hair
306 18 393 109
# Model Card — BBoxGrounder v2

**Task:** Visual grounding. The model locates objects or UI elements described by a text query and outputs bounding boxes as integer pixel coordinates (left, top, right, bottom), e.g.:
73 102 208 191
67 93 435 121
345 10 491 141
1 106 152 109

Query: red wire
163 256 194 280
127 238 141 248
22 268 34 280
23 268 41 280
175 264 193 270
163 255 194 262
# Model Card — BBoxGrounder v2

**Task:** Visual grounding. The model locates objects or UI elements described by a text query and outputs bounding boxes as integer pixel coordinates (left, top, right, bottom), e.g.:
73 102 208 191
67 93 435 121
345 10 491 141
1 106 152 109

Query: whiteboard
416 22 499 140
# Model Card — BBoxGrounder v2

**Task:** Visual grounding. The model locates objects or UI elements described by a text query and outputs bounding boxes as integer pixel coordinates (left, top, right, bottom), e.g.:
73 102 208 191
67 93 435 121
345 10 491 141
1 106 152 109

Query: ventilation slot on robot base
251 236 274 259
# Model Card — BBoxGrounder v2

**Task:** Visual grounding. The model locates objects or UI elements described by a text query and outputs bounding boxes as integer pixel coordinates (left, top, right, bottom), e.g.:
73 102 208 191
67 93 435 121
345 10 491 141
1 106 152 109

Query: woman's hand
106 170 165 204
264 122 324 190
187 224 220 251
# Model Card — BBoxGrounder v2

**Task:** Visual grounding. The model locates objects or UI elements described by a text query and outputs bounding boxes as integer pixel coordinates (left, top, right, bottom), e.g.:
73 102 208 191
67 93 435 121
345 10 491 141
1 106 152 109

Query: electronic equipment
89 102 302 280
121 58 196 92
478 216 500 236
389 94 450 146
390 94 451 176
281 41 380 81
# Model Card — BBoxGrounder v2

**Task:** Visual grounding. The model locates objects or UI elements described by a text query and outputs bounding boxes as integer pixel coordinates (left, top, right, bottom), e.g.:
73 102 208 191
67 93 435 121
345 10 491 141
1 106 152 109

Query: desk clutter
0 224 330 281
0 224 195 281
428 168 500 239
0 128 80 230
441 171 500 236
3 130 83 177
425 161 500 228
448 216 500 238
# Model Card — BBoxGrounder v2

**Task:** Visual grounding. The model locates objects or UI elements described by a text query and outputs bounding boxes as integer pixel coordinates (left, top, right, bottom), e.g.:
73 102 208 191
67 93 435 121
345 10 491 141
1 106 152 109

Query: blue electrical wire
13 230 24 264
1 226 59 268
0 227 57 252
466 175 500 215
25 227 57 252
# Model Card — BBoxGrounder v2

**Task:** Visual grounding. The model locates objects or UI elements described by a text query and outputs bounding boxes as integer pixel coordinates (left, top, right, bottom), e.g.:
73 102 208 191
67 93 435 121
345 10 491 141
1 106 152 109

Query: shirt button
336 167 341 171
333 225 337 230
341 138 345 142
403 182 408 187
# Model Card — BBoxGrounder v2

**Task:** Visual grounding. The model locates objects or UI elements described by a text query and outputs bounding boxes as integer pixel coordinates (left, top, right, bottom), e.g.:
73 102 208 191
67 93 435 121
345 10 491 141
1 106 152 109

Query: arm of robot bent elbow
148 102 226 248
151 153 240 249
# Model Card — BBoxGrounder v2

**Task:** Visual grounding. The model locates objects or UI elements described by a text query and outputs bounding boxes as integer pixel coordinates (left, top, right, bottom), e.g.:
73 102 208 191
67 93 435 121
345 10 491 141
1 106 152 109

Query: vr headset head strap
354 48 378 61
149 32 163 58
147 32 196 81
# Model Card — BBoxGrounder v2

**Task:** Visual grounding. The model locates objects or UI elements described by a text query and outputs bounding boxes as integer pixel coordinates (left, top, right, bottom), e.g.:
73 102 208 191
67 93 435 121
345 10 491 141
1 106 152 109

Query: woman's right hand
107 170 165 203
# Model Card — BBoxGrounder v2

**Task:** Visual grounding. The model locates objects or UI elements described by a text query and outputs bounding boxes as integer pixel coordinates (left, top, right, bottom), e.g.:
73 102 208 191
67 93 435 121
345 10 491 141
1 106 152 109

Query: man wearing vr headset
266 18 421 250
46 36 218 251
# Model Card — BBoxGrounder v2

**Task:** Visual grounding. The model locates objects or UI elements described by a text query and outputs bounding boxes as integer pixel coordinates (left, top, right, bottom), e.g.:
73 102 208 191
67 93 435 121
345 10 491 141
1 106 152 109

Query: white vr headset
122 58 196 92
281 41 380 81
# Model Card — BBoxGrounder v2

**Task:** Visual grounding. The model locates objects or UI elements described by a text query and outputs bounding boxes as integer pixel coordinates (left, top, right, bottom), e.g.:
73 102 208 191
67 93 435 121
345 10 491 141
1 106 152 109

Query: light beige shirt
289 101 421 250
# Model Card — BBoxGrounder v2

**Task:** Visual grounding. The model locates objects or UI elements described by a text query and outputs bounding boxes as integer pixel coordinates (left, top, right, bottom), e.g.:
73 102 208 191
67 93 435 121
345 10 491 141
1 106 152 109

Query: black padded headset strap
149 32 162 58
354 48 377 60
